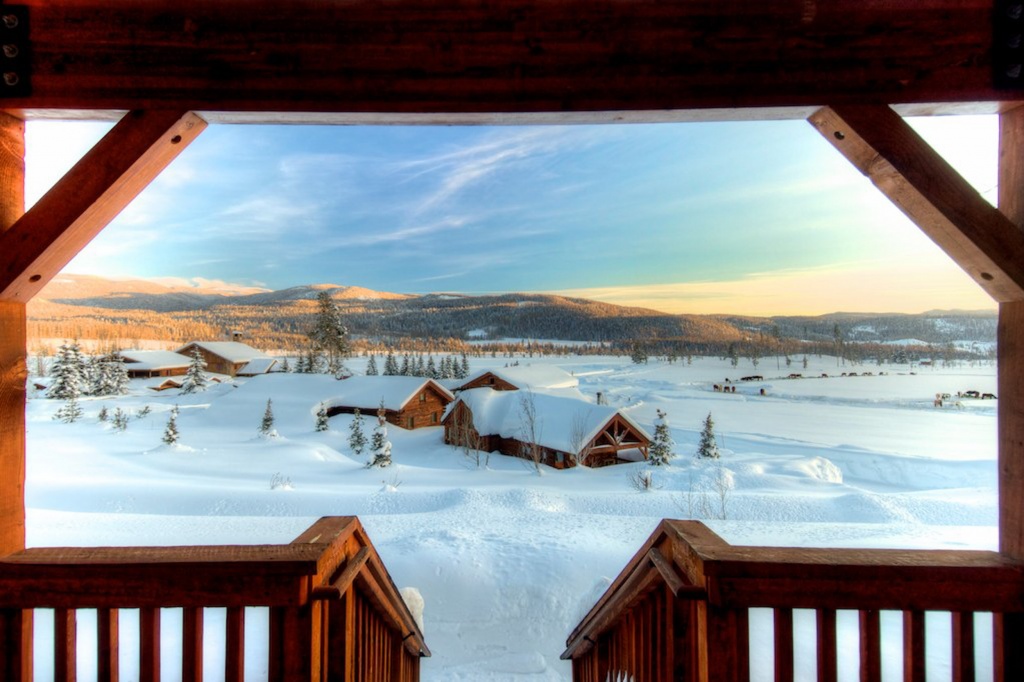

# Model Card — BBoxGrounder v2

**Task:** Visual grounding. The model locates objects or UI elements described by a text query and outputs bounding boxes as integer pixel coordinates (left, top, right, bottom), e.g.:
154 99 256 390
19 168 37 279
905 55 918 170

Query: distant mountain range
27 274 997 353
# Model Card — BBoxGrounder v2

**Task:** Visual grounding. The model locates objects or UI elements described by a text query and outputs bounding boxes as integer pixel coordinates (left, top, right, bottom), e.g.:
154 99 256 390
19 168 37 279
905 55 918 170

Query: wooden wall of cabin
459 373 518 391
396 386 451 429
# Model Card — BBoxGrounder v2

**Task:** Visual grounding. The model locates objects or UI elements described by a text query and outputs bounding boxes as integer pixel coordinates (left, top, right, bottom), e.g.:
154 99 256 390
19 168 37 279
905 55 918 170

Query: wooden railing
0 516 429 681
563 520 1024 681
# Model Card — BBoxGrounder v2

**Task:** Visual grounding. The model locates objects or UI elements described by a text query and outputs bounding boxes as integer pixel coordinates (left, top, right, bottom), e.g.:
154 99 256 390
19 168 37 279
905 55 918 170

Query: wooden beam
0 109 206 302
2 0 1013 118
809 105 1024 303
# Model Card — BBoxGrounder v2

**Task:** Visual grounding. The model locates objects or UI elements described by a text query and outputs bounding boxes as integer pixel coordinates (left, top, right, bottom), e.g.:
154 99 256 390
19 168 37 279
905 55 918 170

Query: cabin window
420 392 426 402
432 412 438 424
407 417 415 428
488 377 495 384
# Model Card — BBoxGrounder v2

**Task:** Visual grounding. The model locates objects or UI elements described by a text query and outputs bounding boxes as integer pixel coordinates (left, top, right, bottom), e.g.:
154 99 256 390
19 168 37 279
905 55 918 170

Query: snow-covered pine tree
315 402 330 432
348 407 367 455
93 352 130 396
649 409 675 466
459 353 470 379
384 352 399 376
48 341 86 400
111 407 129 431
415 355 425 377
98 406 109 422
368 403 392 468
426 356 437 379
366 355 379 375
259 398 275 436
399 355 410 376
162 406 180 445
280 356 291 373
308 291 350 377
696 412 720 459
54 394 84 423
179 347 208 395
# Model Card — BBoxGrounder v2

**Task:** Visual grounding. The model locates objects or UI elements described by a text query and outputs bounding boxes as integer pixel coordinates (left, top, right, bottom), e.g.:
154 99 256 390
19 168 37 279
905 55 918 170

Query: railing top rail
0 514 429 657
563 519 1024 660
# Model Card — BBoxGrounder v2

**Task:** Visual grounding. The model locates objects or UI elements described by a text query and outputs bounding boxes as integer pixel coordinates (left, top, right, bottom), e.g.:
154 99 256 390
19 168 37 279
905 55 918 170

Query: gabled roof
119 350 192 371
176 341 272 364
445 388 650 455
325 376 455 413
238 358 279 375
460 365 580 391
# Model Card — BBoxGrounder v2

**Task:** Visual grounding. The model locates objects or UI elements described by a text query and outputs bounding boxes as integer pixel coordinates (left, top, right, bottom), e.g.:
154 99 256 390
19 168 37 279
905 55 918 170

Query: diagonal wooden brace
809 105 1024 303
0 109 206 302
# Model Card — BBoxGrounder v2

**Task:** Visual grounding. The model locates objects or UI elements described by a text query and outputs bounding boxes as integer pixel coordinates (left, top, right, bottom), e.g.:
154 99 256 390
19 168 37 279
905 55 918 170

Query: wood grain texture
0 302 26 558
951 611 975 682
0 113 24 233
903 610 926 682
858 610 881 682
0 0 1009 117
139 607 160 682
815 608 837 682
181 607 202 682
53 608 76 682
97 608 119 682
809 105 1024 302
0 109 206 302
999 302 1024 559
773 607 794 682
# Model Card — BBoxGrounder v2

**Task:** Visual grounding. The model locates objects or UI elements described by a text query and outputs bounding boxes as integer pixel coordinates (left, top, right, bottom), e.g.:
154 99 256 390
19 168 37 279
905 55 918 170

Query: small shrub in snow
111 408 129 432
696 412 719 459
259 398 275 436
628 468 660 492
315 402 330 432
269 472 293 491
136 405 152 419
648 409 675 466
97 406 109 423
348 408 367 455
162 406 180 445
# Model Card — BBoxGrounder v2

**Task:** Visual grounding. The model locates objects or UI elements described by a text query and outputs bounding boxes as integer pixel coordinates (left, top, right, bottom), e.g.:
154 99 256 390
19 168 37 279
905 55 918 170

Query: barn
324 376 454 430
175 341 278 377
443 388 650 468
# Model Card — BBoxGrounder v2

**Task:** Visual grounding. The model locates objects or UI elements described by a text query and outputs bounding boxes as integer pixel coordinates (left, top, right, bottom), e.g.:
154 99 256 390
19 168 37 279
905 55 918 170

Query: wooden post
996 105 1024 682
0 110 29 682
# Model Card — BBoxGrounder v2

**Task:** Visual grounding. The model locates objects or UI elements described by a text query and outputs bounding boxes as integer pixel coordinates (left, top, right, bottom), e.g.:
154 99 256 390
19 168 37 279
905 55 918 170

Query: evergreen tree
111 407 129 432
400 355 410 376
649 409 675 465
80 355 98 395
384 352 399 376
54 394 84 423
259 398 275 436
696 412 720 459
630 342 648 365
179 347 208 395
294 354 307 374
162 405 180 445
308 291 350 377
366 355 379 375
415 355 425 377
460 353 470 379
98 406 109 422
280 356 291 373
48 341 86 400
368 403 392 468
426 355 438 379
348 407 367 455
315 402 330 432
93 352 130 396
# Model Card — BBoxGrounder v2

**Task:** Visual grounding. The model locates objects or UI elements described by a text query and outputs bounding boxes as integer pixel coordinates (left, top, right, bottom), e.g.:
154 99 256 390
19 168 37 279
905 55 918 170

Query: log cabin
0 1 1021 679
176 341 278 378
324 376 454 430
456 365 580 393
118 349 191 379
443 388 650 468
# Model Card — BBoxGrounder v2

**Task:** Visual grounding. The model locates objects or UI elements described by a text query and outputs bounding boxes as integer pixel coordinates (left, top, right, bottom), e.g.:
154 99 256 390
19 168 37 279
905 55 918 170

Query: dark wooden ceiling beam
808 104 1024 303
0 109 206 302
0 0 1014 120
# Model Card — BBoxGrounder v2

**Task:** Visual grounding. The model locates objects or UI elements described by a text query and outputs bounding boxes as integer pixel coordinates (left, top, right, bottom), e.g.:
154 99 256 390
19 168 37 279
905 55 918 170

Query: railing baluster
903 610 926 682
224 607 244 682
994 612 1024 682
54 607 76 682
816 609 837 682
951 611 975 682
139 607 160 682
858 609 881 682
182 606 203 682
97 607 119 682
774 607 794 682
0 607 32 682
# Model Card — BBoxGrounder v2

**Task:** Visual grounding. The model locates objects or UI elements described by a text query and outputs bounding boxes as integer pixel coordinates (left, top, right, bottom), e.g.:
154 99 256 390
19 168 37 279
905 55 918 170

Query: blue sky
27 116 997 315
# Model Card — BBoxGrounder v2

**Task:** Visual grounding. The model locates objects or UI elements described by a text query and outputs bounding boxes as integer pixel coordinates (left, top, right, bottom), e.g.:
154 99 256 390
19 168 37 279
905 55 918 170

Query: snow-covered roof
176 341 272 363
238 357 278 375
119 350 192 370
325 376 455 412
461 365 580 391
446 388 650 454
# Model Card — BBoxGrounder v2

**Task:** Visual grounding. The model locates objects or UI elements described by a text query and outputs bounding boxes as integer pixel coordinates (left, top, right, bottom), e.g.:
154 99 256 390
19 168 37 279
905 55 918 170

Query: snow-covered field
26 354 998 681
